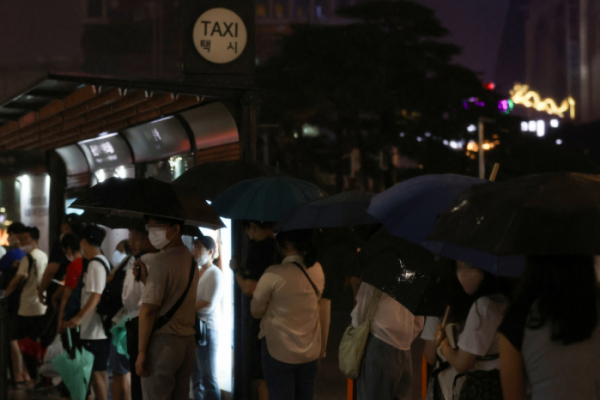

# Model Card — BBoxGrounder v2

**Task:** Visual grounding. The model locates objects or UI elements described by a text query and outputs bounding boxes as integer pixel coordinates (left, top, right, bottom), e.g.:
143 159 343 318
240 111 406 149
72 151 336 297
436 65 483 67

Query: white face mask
456 265 485 295
66 254 75 262
197 254 210 267
20 245 33 254
148 229 170 250
113 250 127 266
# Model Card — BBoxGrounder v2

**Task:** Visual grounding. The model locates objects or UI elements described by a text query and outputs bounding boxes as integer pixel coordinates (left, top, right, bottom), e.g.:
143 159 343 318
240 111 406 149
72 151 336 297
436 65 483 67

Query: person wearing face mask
134 217 199 400
230 220 276 400
122 227 159 400
4 227 49 383
192 235 223 400
434 263 512 400
498 256 600 400
0 222 28 384
113 240 131 267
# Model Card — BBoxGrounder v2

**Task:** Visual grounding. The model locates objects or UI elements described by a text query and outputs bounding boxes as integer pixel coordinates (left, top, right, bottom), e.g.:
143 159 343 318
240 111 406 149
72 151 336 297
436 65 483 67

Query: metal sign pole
478 118 485 179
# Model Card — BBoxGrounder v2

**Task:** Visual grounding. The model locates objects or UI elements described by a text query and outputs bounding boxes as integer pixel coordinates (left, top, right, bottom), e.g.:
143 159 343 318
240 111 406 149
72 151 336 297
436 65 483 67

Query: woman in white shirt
435 263 511 400
193 235 223 400
499 255 600 400
251 229 325 400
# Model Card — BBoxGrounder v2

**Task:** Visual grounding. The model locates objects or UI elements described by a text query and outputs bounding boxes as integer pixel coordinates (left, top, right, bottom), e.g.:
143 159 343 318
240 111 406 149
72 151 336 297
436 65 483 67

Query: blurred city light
536 120 545 137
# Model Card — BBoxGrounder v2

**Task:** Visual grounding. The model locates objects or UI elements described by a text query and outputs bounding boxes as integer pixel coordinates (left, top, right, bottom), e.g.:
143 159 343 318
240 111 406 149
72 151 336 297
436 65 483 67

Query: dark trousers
357 335 412 400
126 323 143 400
192 328 221 400
261 338 319 400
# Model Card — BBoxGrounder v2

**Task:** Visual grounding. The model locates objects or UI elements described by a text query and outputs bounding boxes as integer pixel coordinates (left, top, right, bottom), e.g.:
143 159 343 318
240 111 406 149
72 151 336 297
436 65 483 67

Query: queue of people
2 210 599 400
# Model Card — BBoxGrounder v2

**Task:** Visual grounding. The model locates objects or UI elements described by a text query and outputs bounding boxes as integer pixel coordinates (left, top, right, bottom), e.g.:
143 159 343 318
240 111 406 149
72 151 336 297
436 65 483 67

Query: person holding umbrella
433 263 511 400
498 255 600 400
250 229 324 400
134 216 199 400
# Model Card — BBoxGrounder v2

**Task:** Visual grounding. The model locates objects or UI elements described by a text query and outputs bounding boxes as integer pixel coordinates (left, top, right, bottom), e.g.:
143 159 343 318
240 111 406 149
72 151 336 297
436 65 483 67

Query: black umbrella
77 211 201 236
429 172 600 255
70 177 224 230
359 228 456 316
172 160 284 201
275 191 378 231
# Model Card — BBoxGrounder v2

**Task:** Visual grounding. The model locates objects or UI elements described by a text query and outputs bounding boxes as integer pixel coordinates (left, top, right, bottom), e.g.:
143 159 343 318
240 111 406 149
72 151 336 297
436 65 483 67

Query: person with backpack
55 233 84 332
133 216 199 400
64 225 112 400
100 241 135 400
0 222 28 383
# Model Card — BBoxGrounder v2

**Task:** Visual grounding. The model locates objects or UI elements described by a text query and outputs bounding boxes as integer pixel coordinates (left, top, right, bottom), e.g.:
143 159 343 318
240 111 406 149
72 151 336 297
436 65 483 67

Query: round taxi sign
192 8 248 64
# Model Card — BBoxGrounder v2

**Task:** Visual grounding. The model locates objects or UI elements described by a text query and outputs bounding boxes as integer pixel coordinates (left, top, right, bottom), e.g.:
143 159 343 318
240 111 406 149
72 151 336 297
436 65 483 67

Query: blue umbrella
368 174 525 276
275 191 378 231
212 176 328 222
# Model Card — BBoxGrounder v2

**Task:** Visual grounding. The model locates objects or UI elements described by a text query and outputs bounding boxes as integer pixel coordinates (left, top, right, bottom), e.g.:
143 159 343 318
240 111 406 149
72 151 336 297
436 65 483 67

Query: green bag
110 315 130 358
52 329 94 400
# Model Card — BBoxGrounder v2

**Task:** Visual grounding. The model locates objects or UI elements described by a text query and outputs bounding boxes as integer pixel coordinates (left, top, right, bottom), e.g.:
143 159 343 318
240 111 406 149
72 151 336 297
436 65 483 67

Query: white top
16 248 48 316
457 295 508 371
522 306 600 400
251 255 325 364
80 255 111 340
196 264 223 330
352 282 424 351
421 316 440 342
121 256 146 318
142 246 199 337
0 246 6 258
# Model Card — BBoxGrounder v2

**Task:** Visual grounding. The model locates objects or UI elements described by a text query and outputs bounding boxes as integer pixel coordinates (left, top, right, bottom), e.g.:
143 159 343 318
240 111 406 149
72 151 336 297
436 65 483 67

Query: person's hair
7 221 25 235
243 220 275 230
144 215 184 230
510 255 598 345
60 233 81 252
24 226 40 241
276 229 318 268
448 264 512 326
118 240 132 255
194 235 216 253
63 213 85 237
81 225 106 247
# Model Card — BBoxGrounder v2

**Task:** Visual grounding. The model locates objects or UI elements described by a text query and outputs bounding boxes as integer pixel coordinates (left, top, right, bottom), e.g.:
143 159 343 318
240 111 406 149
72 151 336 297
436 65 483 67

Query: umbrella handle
441 306 451 328
67 328 73 349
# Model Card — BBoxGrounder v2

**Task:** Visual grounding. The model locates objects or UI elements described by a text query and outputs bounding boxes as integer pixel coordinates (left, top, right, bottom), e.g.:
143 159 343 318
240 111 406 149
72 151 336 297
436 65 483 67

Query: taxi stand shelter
0 0 257 398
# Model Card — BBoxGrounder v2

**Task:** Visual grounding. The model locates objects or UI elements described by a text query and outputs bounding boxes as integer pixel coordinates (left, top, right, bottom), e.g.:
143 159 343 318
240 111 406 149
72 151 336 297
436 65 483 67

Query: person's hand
136 352 149 377
37 289 46 305
435 324 446 347
229 258 238 272
65 316 82 330
133 259 148 283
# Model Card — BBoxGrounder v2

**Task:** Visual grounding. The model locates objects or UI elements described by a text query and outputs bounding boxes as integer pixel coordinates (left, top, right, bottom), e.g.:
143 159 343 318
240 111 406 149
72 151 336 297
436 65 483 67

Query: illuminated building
496 0 600 123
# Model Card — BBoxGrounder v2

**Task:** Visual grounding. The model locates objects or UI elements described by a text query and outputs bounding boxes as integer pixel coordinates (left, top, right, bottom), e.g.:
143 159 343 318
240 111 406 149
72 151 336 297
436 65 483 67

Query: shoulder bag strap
365 288 383 324
117 254 133 272
291 261 321 298
154 256 197 329
25 253 36 287
89 257 111 275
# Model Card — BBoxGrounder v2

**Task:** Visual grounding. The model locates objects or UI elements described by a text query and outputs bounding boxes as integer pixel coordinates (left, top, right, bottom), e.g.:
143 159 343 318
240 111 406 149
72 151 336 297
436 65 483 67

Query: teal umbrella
52 329 94 400
212 176 328 221
111 316 130 358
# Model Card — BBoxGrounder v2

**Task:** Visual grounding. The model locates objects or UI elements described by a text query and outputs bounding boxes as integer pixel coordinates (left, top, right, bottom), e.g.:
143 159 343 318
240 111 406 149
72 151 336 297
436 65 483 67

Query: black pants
127 322 143 400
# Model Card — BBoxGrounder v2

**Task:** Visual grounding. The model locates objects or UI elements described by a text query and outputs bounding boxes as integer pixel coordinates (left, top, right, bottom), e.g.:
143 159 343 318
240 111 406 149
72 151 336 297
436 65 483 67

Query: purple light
463 101 469 110
498 99 509 111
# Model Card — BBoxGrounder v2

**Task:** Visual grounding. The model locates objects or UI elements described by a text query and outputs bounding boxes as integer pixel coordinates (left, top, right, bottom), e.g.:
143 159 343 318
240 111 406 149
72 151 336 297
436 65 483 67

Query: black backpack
97 254 132 330
62 257 110 322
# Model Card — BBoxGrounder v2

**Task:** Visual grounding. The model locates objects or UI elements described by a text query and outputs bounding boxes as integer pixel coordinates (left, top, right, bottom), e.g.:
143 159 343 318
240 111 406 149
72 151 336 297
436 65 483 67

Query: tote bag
339 288 383 379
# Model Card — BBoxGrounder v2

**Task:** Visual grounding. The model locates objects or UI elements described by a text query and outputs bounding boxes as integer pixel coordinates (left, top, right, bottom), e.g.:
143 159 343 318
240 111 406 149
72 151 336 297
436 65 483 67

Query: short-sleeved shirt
499 301 600 400
196 265 224 330
122 256 146 318
351 282 424 351
80 255 111 340
16 249 49 317
0 248 26 276
142 245 199 337
243 237 276 281
457 295 508 371
64 258 84 290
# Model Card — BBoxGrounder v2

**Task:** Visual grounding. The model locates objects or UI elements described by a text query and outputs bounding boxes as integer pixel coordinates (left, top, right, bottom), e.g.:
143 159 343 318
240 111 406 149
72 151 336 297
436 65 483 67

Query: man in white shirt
4 226 49 341
65 225 111 400
351 281 424 400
